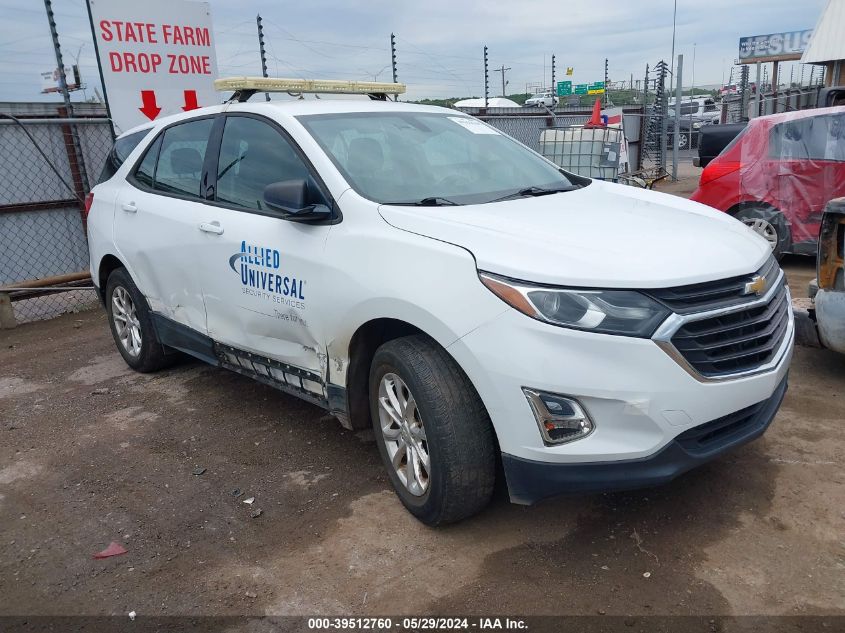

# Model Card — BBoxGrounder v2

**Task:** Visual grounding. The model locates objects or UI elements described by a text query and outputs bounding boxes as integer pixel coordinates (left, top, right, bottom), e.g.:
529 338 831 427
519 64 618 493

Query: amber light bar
214 76 406 96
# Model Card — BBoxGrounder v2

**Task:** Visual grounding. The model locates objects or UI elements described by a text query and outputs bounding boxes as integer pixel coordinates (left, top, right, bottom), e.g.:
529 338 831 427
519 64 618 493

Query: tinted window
152 119 213 197
134 135 161 188
704 99 717 112
680 103 697 115
215 116 309 210
99 129 150 183
769 114 845 162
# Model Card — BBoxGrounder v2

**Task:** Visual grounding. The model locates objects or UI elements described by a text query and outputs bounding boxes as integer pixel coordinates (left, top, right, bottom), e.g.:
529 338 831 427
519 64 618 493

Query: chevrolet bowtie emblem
744 275 767 296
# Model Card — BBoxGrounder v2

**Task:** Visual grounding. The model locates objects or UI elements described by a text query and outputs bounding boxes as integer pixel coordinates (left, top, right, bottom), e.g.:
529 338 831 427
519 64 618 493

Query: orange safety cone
584 97 606 128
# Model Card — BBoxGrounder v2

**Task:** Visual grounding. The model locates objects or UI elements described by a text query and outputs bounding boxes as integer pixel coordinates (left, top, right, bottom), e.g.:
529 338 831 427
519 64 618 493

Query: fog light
523 388 594 445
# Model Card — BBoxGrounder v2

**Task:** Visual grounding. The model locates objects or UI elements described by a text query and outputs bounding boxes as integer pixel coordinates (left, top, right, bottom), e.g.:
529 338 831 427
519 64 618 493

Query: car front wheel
369 335 496 526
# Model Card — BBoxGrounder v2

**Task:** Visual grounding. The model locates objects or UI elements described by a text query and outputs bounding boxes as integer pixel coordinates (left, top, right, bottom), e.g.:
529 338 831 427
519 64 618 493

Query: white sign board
88 0 219 133
40 66 80 93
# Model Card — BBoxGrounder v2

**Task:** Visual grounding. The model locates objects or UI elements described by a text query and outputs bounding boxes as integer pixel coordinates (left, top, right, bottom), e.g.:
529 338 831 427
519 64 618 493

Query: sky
0 0 829 103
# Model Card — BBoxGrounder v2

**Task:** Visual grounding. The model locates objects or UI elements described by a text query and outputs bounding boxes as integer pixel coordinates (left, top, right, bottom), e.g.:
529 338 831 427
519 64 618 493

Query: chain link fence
0 111 112 327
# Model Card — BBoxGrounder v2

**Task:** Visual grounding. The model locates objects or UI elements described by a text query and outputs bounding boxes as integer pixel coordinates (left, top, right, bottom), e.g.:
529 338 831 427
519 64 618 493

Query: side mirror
263 179 332 223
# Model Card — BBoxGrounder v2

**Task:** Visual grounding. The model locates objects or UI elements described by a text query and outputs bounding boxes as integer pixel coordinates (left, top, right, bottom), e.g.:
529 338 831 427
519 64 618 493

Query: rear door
770 114 845 244
114 116 216 333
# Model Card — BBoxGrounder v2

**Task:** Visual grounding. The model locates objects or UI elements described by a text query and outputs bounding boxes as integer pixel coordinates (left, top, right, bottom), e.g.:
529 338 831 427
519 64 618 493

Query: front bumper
502 375 787 504
815 289 845 354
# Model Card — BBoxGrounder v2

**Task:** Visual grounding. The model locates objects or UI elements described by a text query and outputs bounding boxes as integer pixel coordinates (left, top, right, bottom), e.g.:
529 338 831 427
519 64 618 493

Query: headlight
693 121 703 129
479 272 670 337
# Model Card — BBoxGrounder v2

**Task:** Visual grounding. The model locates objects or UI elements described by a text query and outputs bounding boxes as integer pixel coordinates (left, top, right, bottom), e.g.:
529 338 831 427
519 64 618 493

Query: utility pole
551 54 556 93
256 14 270 101
672 54 683 181
483 46 489 108
494 65 511 97
44 0 88 193
691 42 696 94
604 58 609 105
670 0 677 79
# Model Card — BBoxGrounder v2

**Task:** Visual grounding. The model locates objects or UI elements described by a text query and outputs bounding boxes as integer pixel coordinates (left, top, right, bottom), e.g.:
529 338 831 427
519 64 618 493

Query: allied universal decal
229 241 306 310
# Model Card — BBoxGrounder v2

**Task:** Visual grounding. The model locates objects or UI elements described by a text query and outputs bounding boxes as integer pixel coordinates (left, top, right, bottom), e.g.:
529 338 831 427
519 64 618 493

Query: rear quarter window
98 129 150 184
769 114 845 161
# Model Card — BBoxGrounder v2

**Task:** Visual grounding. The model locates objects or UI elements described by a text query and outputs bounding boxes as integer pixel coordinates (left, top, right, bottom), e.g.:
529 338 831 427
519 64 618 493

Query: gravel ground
0 258 843 629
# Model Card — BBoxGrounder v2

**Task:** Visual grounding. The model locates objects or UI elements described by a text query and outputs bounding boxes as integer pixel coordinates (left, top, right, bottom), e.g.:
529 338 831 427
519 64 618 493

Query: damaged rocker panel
151 312 350 415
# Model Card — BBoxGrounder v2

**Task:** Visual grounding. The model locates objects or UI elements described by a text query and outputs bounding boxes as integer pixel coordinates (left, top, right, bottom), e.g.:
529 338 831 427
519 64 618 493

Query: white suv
524 92 557 107
87 80 793 525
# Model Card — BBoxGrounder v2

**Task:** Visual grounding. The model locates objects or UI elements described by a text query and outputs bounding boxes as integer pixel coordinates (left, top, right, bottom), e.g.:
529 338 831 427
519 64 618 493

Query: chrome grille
647 256 779 314
664 274 790 378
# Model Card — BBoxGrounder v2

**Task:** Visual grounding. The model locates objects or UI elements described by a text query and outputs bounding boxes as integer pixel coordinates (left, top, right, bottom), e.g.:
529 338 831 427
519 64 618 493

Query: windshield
298 112 577 205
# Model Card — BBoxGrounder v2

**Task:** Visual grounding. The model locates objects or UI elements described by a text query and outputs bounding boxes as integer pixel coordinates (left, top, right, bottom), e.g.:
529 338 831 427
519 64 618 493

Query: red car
691 106 845 257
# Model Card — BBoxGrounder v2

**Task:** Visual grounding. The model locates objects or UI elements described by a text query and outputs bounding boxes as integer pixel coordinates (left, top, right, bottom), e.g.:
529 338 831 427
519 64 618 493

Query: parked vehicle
524 92 557 107
667 118 701 150
87 77 793 525
694 122 747 168
666 97 720 149
812 198 845 353
691 106 845 258
668 97 719 122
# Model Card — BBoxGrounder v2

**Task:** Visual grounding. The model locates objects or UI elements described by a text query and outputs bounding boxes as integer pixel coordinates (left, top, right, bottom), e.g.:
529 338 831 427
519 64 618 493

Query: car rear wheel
105 267 174 373
369 335 496 526
732 205 792 259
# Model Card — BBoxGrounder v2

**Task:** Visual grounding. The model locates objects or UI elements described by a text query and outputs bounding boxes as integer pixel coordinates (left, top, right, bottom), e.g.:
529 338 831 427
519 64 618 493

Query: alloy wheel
377 372 430 496
111 286 142 357
742 217 778 250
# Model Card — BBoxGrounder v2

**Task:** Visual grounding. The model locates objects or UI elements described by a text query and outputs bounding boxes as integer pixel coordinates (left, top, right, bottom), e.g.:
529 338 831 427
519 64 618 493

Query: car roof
115 99 459 138
226 98 455 117
749 104 845 128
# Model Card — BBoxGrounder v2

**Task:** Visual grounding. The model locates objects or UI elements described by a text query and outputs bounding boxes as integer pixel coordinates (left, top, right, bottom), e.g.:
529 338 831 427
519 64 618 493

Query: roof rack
214 77 407 102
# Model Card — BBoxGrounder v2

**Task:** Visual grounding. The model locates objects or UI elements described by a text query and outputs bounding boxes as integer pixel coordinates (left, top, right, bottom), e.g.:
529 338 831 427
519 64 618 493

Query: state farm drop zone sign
102 23 213 76
88 0 219 133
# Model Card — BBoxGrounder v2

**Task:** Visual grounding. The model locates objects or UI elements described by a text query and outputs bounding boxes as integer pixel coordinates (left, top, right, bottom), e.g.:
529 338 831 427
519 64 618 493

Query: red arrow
182 89 199 111
138 90 161 120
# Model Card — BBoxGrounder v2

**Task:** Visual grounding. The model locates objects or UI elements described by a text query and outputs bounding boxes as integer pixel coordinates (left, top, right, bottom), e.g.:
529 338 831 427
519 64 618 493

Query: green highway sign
574 83 588 95
556 80 572 96
587 81 605 95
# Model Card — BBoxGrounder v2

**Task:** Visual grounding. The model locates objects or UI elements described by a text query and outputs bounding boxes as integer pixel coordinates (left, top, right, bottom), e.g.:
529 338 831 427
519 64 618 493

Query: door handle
198 221 224 235
121 202 137 213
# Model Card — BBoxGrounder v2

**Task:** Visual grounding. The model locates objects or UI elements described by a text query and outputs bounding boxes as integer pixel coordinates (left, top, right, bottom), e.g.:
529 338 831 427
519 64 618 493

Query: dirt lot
1 254 843 629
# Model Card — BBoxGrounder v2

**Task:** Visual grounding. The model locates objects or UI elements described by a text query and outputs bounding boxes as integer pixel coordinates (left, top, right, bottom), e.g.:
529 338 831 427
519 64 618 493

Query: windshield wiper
489 185 580 203
385 196 460 207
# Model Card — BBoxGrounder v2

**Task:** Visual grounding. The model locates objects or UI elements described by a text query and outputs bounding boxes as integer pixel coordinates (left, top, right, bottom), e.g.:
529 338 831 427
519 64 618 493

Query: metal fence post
672 54 683 181
43 0 89 195
0 292 16 329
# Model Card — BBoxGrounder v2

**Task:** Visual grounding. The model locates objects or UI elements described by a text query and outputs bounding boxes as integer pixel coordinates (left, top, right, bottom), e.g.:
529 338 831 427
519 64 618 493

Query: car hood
378 180 771 288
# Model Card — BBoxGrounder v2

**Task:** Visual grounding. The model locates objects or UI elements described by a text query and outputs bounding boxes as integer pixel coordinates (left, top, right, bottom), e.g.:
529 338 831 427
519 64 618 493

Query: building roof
453 97 520 108
801 0 845 64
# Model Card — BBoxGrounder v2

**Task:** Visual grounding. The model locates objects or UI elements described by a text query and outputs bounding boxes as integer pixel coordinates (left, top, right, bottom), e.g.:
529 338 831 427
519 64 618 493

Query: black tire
105 267 174 373
732 205 792 260
667 132 690 150
369 335 496 526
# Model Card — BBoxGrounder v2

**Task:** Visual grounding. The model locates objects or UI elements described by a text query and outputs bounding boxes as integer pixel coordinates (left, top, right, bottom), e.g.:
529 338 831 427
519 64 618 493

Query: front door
195 114 333 381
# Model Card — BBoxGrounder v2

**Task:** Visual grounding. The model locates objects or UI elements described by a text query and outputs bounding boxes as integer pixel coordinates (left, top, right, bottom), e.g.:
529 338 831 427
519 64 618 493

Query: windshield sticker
229 241 306 311
448 116 500 135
